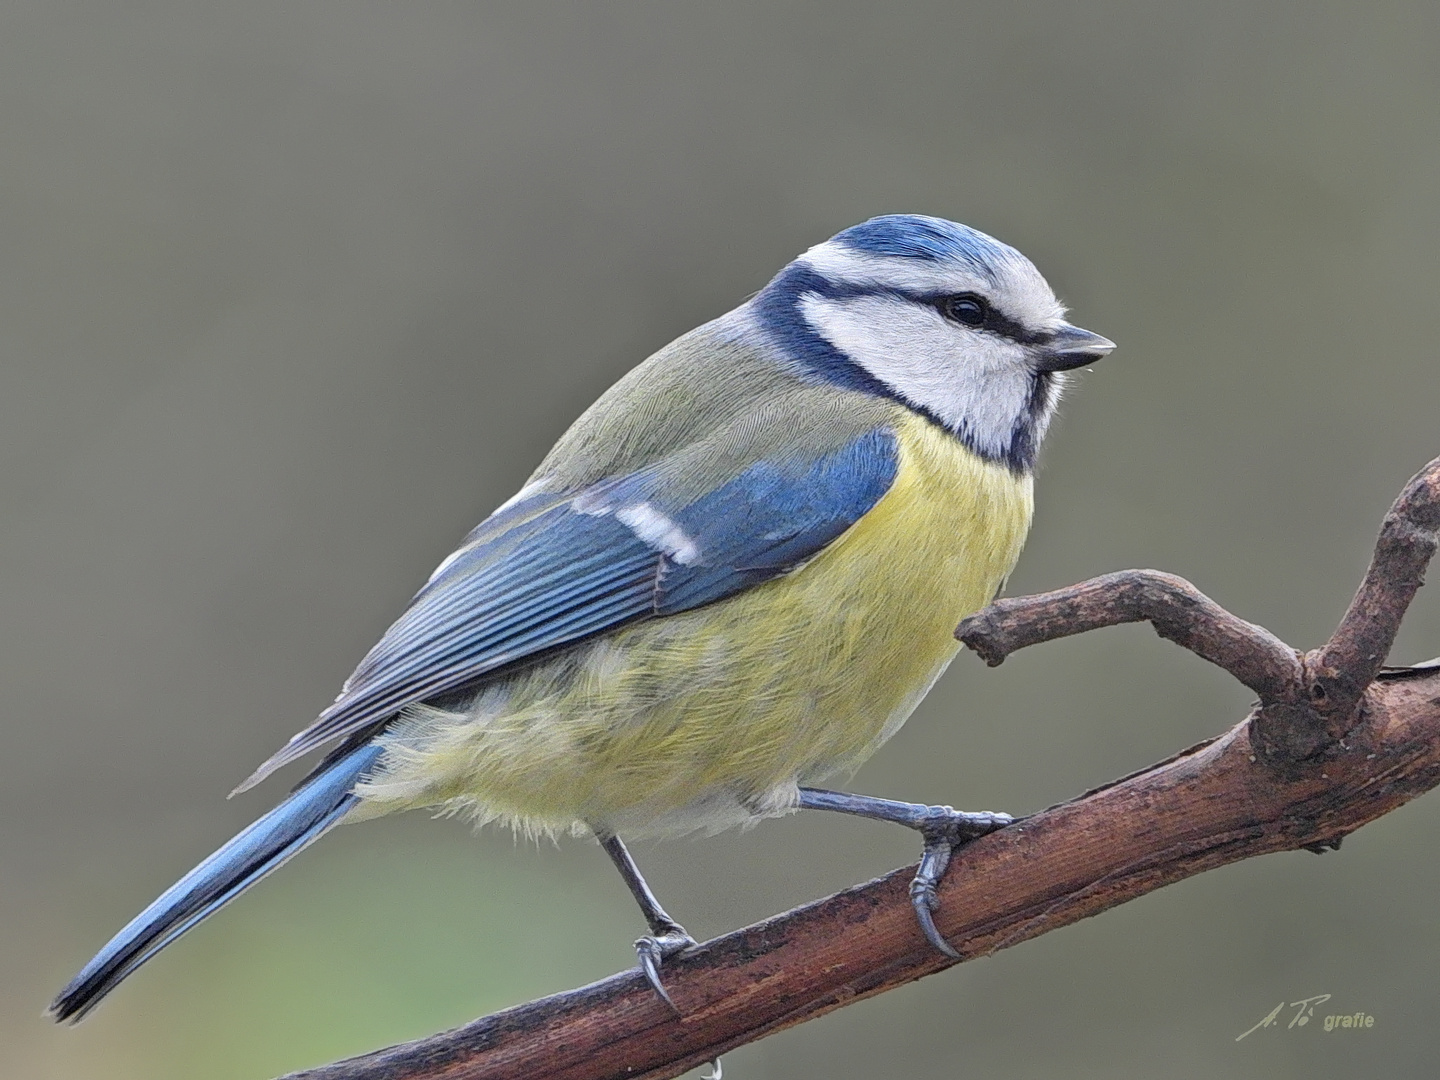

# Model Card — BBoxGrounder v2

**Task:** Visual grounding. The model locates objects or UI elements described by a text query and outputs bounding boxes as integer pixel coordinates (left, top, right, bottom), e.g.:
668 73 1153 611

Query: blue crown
832 214 1012 277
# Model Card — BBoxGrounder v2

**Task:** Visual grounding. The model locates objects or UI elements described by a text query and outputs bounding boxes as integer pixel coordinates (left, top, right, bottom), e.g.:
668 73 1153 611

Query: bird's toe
634 927 696 1014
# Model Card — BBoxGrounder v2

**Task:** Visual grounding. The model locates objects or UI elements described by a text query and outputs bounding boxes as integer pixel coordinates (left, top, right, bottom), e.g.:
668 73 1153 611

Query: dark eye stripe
929 294 1049 346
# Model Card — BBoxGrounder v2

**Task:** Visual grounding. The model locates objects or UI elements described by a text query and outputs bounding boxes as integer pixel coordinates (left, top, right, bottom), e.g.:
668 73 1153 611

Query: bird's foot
795 790 1016 960
634 923 696 1013
906 807 1013 958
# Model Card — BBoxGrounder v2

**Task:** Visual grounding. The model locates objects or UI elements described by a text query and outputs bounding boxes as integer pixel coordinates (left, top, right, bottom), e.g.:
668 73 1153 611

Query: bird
49 213 1113 1022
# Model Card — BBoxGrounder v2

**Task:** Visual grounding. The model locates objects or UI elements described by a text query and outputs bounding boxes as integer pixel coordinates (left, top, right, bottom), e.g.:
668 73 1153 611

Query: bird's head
752 214 1114 473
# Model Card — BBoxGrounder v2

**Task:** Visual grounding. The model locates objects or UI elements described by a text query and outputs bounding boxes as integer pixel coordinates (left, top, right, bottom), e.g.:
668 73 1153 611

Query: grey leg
797 788 1014 958
598 833 695 1012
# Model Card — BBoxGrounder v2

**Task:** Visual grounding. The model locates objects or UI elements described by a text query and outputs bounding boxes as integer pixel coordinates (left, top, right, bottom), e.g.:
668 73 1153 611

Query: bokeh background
4 3 1438 1078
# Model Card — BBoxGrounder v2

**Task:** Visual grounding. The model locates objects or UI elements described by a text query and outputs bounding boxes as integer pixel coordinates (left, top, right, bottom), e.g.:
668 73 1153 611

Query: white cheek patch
799 293 1034 461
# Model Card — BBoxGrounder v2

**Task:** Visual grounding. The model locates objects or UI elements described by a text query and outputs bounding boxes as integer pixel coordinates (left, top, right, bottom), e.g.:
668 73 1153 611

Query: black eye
942 293 989 327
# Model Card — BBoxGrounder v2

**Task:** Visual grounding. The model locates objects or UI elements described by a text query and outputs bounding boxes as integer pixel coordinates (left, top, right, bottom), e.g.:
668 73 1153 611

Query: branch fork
960 456 1440 768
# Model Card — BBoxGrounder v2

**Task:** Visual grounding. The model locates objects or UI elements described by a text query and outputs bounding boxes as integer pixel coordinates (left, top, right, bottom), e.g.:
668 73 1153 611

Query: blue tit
50 214 1113 1021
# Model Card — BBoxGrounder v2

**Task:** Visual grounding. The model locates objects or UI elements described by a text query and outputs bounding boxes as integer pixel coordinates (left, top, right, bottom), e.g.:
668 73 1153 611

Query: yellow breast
357 411 1034 837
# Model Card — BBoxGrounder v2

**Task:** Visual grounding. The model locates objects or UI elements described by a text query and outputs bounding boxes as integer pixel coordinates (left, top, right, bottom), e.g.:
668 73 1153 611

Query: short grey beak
1034 324 1116 372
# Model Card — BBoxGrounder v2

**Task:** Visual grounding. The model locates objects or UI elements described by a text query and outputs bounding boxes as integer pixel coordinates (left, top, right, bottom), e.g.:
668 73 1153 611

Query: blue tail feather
49 743 382 1022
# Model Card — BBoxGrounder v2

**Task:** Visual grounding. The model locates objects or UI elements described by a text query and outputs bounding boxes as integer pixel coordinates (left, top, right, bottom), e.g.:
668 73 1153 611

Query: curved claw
634 929 696 1014
907 808 1015 958
909 875 962 958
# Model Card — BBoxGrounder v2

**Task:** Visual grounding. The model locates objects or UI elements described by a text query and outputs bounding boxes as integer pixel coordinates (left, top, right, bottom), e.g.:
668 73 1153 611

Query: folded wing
236 427 900 792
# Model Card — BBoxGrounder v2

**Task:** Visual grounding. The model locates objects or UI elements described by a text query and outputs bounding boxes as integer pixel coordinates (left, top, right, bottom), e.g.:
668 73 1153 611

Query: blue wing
237 426 899 790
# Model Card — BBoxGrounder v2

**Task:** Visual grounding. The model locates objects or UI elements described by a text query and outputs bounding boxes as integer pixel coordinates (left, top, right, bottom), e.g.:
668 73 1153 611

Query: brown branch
281 455 1440 1080
1312 459 1440 728
955 568 1304 701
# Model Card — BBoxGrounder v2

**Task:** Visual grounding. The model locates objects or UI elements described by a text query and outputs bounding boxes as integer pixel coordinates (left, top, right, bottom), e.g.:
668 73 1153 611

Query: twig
955 568 1304 701
281 455 1440 1080
1311 459 1440 732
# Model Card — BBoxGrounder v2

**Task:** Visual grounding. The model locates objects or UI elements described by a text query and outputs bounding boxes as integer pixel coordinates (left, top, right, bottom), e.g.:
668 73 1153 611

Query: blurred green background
5 3 1438 1078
